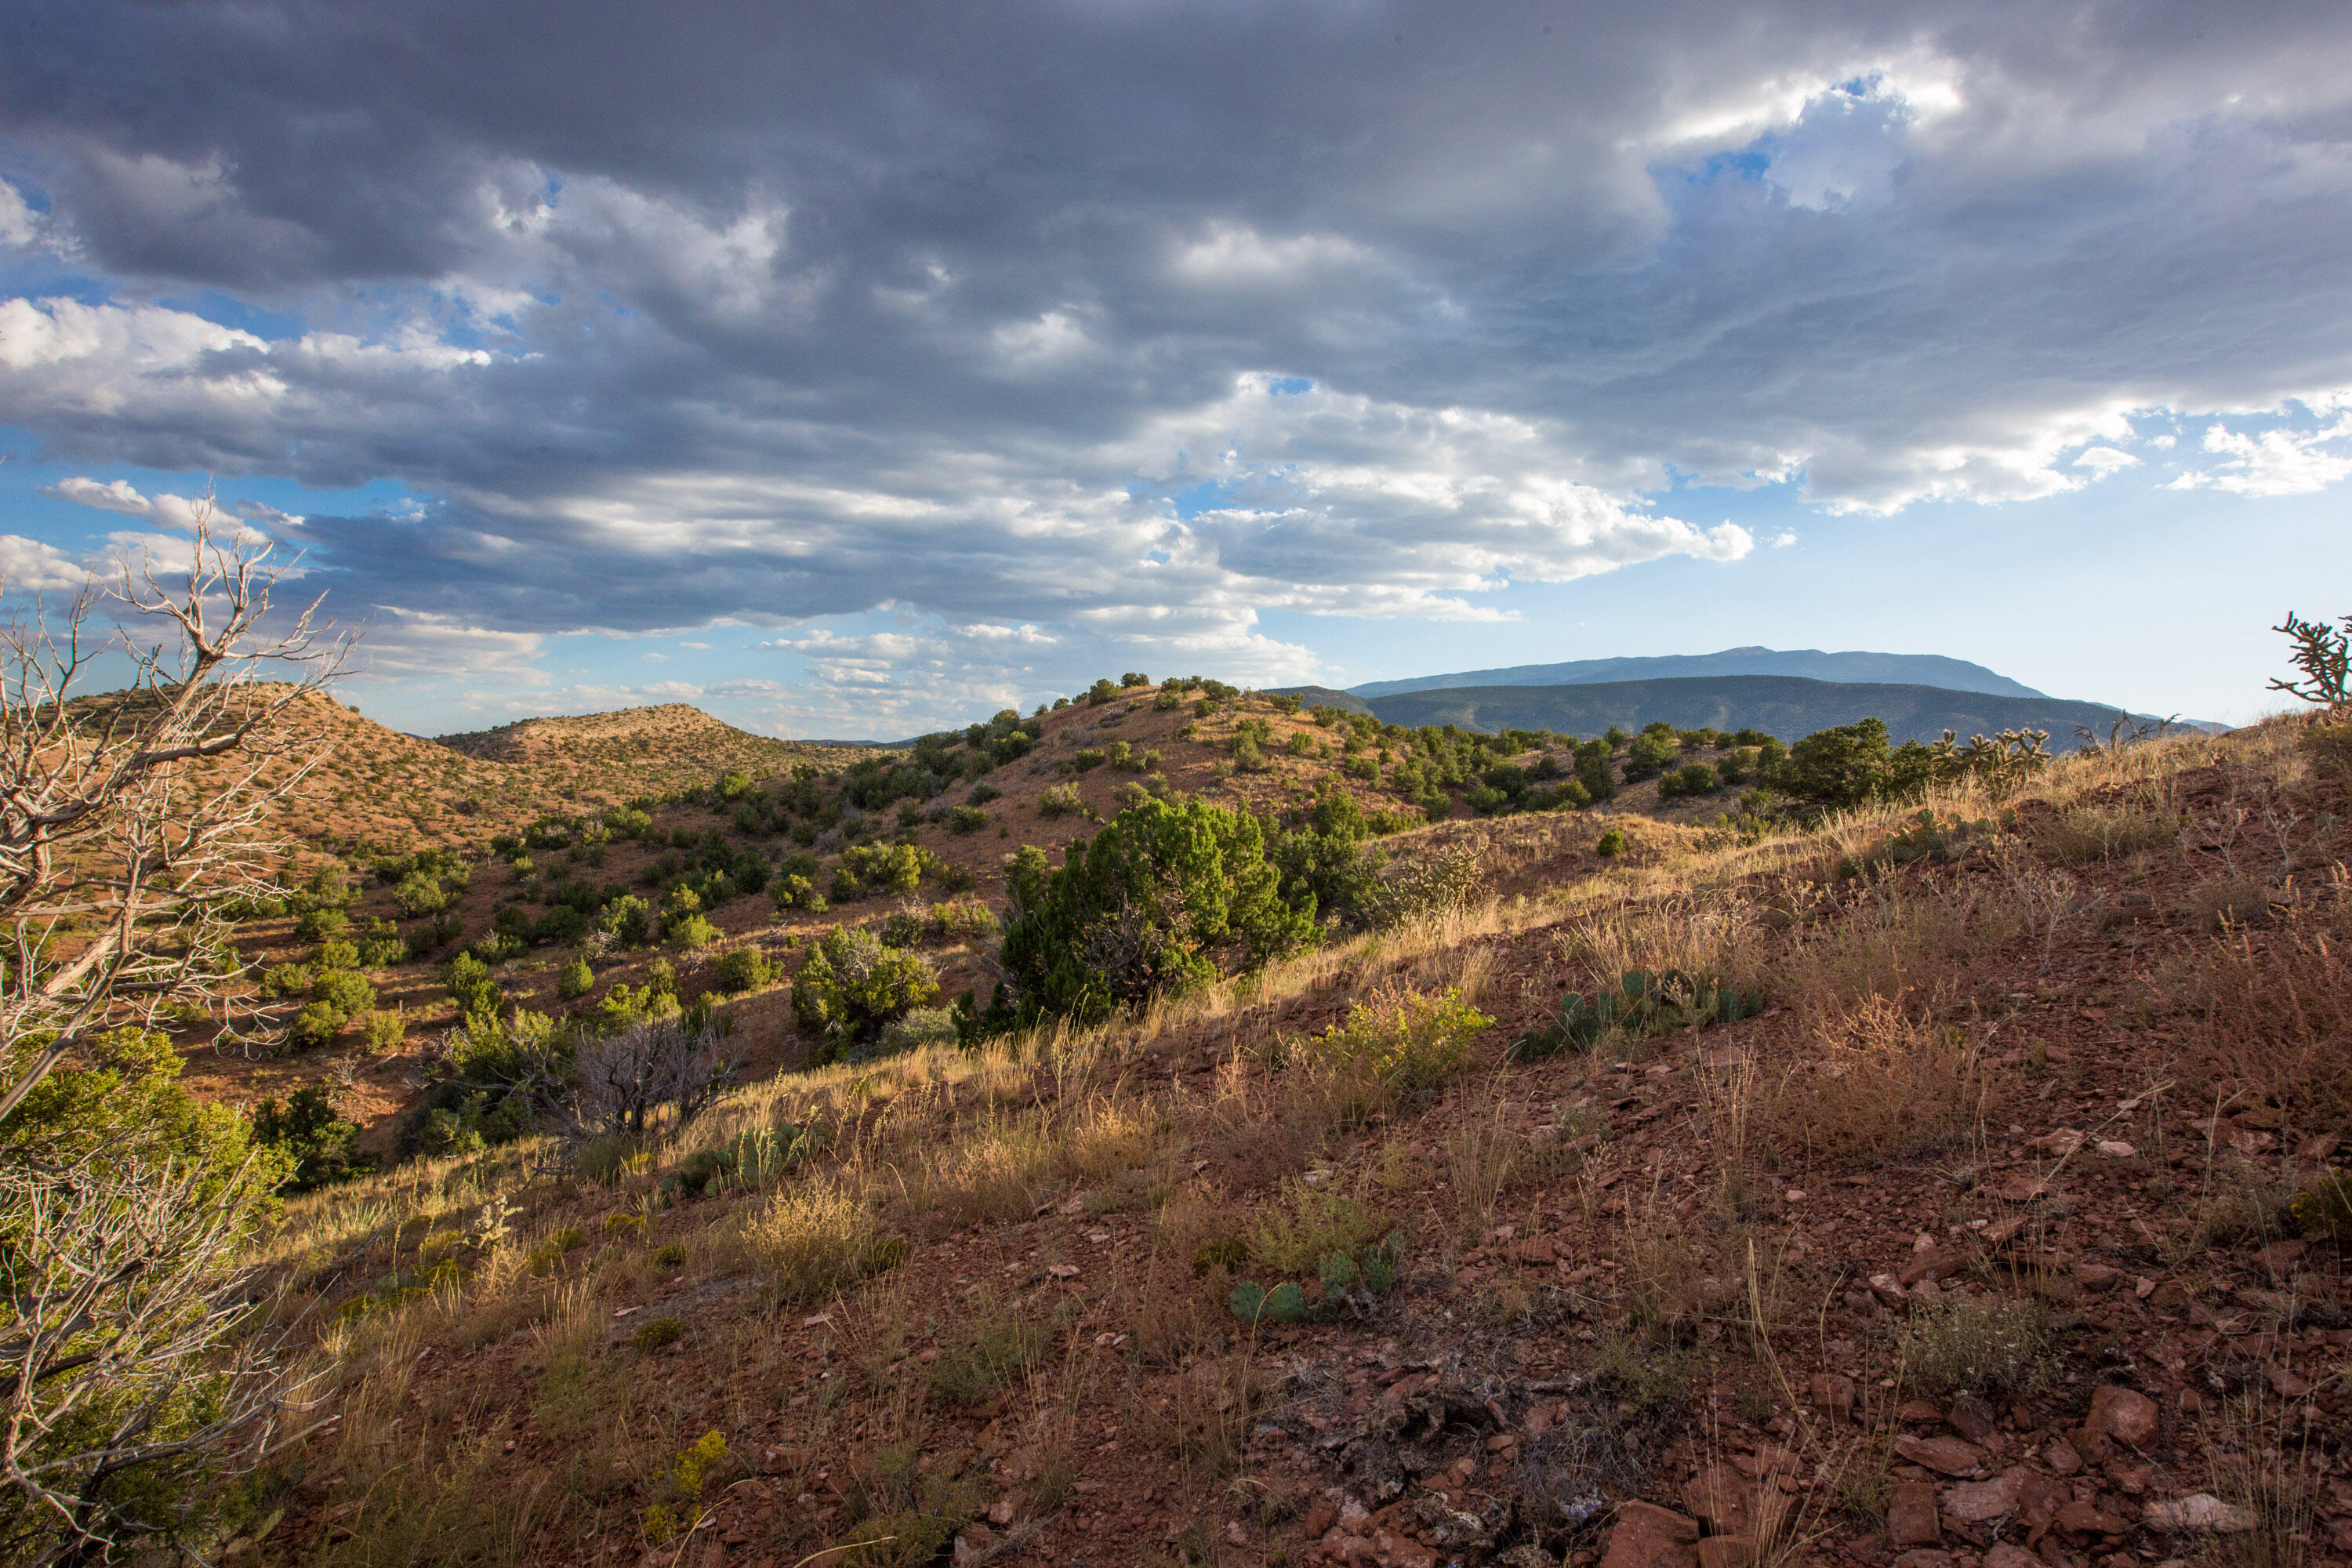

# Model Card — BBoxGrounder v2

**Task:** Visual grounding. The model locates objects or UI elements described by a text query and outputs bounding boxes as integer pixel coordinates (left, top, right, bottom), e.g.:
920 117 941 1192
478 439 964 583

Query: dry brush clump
1762 995 2000 1171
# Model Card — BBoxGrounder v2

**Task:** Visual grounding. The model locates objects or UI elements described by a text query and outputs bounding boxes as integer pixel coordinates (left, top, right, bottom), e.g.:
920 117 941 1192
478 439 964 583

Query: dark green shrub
829 867 862 903
1573 738 1617 802
291 1000 347 1050
947 805 988 834
790 926 941 1060
1622 724 1681 782
559 955 597 1000
252 1086 370 1192
1596 829 1627 857
667 913 718 950
631 1316 684 1352
1072 748 1106 772
1657 762 1721 800
716 946 775 993
391 874 448 918
991 797 1316 1029
310 969 376 1016
294 906 350 945
600 893 655 948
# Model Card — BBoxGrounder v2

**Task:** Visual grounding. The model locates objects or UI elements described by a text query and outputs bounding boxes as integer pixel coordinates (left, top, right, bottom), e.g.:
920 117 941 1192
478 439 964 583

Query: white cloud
2186 414 2352 497
0 534 90 591
0 180 46 249
2071 446 2139 474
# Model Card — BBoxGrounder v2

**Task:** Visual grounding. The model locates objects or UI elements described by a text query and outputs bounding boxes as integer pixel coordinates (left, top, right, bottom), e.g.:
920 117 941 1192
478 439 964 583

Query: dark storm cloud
2 0 2350 687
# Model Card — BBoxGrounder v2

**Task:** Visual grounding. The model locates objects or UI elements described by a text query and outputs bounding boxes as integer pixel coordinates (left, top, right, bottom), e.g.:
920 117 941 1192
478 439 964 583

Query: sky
1 1 2347 739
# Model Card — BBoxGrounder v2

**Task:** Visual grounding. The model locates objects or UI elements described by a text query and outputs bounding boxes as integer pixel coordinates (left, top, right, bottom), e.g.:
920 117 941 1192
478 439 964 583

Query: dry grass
746 1182 892 1302
1763 996 1998 1171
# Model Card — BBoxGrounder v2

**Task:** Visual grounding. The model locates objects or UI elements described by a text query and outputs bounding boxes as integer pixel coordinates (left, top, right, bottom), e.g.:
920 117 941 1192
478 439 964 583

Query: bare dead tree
1 490 350 1120
569 1016 733 1141
0 492 350 1560
0 1156 321 1566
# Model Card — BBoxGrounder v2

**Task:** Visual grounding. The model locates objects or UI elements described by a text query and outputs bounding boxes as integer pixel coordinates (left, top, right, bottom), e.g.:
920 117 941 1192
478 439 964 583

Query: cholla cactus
2270 609 2351 713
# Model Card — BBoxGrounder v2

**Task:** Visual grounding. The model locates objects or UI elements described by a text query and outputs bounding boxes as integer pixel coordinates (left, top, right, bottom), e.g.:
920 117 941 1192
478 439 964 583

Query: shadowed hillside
1348 643 2048 699
1359 673 2176 746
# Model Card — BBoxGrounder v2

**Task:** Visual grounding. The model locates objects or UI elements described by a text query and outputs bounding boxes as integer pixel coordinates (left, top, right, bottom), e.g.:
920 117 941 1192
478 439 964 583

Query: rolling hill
1356 674 2164 746
1348 644 2045 699
434 704 869 797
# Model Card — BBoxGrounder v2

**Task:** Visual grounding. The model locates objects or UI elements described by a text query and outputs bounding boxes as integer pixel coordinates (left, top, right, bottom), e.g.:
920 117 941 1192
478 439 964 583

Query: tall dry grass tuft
1764 996 1998 1171
747 1183 895 1302
2174 866 2352 1123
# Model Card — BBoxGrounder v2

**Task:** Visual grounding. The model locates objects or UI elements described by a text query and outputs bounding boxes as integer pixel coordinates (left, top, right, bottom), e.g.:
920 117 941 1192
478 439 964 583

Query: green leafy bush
1596 829 1626 857
716 946 776 993
600 893 655 947
1307 986 1490 1094
992 797 1316 1029
252 1085 370 1191
292 1000 348 1050
361 1009 406 1054
789 926 941 1061
1072 747 1107 772
558 955 595 1000
310 969 376 1016
667 913 719 950
391 873 449 918
1657 762 1721 800
947 804 989 834
1037 783 1086 819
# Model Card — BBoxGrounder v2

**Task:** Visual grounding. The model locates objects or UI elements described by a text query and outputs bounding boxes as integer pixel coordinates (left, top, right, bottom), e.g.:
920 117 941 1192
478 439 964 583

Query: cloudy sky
2 0 2347 737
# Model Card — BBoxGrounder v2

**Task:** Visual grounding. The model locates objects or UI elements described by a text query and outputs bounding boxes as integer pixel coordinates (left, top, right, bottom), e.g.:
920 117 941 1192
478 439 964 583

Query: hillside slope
1348 644 2046 699
1362 673 2164 745
435 704 869 794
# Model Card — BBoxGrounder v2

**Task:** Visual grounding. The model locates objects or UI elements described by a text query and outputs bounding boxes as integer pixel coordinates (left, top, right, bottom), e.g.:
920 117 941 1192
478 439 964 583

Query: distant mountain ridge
1348 645 2045 700
1348 675 2170 749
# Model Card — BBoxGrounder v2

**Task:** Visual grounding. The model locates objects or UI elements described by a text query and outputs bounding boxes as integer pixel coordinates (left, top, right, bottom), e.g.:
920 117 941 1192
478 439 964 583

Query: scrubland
241 713 2352 1568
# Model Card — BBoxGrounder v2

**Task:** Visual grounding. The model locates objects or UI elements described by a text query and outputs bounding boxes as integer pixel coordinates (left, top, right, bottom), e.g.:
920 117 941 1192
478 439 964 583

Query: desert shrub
928 900 999 940
2 1027 274 1197
790 926 941 1060
557 955 595 1000
1154 687 1183 711
293 905 350 945
291 1000 347 1050
1037 783 1085 819
1657 762 1721 800
1072 747 1107 772
829 867 862 903
315 938 358 970
600 893 655 948
750 1185 899 1303
310 968 376 1016
1900 1294 2048 1396
876 1006 960 1056
1360 840 1482 928
933 862 977 895
445 951 501 1014
630 1316 684 1352
842 841 928 895
667 913 718 950
572 1016 731 1139
261 961 314 1000
251 1085 369 1192
360 1009 405 1054
1596 829 1626 857
1621 724 1682 783
947 804 989 834
391 873 449 918
992 797 1316 1029
1267 790 1385 927
715 946 775 993
2290 1171 2352 1240
1085 677 1119 706
1307 985 1490 1096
